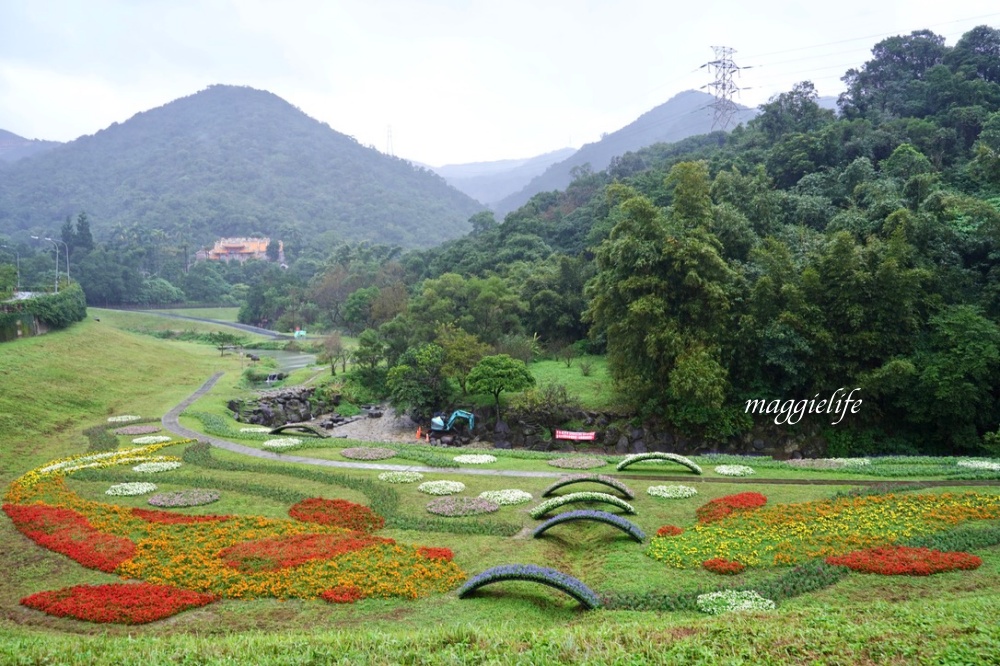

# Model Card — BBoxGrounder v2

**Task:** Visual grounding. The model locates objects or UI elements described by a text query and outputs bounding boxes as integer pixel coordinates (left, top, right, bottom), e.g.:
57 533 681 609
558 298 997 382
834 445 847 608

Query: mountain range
0 85 483 249
0 129 61 164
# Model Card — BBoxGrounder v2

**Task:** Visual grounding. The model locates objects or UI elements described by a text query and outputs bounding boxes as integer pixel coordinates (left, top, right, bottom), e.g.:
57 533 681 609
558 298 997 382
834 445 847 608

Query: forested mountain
0 129 61 164
0 85 483 248
493 90 757 215
431 147 576 205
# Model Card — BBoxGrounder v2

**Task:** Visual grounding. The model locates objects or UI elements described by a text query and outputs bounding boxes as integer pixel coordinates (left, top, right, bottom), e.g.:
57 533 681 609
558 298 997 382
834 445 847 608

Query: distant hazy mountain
494 90 757 216
0 85 483 248
0 129 61 163
430 147 576 205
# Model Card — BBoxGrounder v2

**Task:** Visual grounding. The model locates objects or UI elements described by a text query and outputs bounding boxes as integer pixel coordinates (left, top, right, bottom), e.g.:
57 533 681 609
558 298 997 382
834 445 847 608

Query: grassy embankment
0 315 999 664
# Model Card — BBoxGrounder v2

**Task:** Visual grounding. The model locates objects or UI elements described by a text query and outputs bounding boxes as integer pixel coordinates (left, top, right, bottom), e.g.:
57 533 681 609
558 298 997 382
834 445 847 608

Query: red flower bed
417 547 454 561
826 545 983 576
131 508 232 525
656 525 684 537
3 503 135 573
21 583 218 624
702 558 746 575
320 585 364 604
219 533 394 572
695 492 768 524
288 498 385 533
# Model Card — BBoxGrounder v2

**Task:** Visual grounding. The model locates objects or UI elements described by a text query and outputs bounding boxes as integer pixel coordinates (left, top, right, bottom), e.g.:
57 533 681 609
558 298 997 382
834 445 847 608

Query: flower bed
107 415 141 423
696 589 775 614
417 480 466 496
457 564 602 609
106 482 157 496
547 457 607 469
320 585 364 604
702 558 746 575
112 425 160 436
647 485 698 499
132 461 182 474
478 489 533 506
2 503 135 573
417 547 454 561
529 492 636 519
131 508 231 524
147 489 220 508
541 474 634 499
21 583 219 624
426 497 500 517
657 525 683 537
714 464 755 477
340 447 398 460
958 460 1000 472
453 454 496 465
695 492 768 524
240 426 272 433
131 436 173 445
825 545 983 575
262 437 302 450
378 471 424 483
532 509 645 542
288 498 385 533
647 491 1000 568
220 533 393 572
617 452 702 475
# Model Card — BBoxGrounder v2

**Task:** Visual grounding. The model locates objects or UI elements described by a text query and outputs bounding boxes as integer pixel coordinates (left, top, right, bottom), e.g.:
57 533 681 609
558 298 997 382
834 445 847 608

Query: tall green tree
467 354 535 422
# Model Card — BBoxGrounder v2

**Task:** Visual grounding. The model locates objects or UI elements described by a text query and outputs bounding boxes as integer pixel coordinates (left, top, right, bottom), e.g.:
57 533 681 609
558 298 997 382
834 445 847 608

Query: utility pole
702 46 745 132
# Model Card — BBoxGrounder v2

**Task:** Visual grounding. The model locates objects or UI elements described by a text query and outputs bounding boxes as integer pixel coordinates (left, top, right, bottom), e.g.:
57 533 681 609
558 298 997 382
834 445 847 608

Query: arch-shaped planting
457 564 602 609
541 474 635 499
532 509 645 542
616 452 702 475
529 492 636 519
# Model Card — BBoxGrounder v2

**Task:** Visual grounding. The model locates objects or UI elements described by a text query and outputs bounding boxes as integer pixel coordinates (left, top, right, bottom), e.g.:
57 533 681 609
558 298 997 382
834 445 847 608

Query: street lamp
47 237 70 283
0 245 20 292
31 235 59 293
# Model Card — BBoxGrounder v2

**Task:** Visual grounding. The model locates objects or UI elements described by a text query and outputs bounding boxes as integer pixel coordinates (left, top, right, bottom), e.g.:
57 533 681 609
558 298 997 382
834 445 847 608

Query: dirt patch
325 407 420 443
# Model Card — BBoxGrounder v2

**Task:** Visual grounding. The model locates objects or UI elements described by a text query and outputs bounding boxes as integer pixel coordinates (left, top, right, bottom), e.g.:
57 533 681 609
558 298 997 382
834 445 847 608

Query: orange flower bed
219 533 395 572
656 525 684 537
131 508 232 524
702 558 745 575
288 498 385 533
826 545 983 575
320 585 365 604
417 547 454 561
695 492 768 524
21 583 218 624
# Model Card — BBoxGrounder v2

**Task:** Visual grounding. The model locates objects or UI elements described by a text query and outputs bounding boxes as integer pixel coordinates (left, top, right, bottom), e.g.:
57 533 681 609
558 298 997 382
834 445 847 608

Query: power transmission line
702 46 750 131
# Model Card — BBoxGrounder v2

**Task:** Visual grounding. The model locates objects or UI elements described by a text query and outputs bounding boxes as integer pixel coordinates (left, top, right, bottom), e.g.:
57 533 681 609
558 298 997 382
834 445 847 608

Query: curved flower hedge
825 545 982 575
21 583 219 624
541 475 634 499
616 452 702 475
529 492 636 519
532 510 645 542
457 564 602 609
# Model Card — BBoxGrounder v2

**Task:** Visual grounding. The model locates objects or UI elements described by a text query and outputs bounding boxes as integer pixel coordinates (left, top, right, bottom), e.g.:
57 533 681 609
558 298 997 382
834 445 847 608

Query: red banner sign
554 430 596 441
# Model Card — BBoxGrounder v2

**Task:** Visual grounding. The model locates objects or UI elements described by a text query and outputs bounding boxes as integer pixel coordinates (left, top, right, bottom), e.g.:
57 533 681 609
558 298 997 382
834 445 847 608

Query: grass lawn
153 306 241 322
1 317 999 664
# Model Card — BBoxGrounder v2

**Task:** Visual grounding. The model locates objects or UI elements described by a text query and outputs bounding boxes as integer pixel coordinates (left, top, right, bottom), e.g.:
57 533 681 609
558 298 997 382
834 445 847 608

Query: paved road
163 373 1000 486
128 311 293 339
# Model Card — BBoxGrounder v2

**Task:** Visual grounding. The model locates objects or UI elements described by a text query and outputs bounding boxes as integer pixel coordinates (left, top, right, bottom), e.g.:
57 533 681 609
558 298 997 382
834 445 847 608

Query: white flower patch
697 589 775 615
131 436 172 445
262 437 302 450
132 461 182 473
106 482 157 496
647 485 698 499
418 480 466 495
107 415 141 423
478 489 533 506
240 426 272 433
453 454 497 465
714 464 756 477
958 460 1000 472
378 471 425 483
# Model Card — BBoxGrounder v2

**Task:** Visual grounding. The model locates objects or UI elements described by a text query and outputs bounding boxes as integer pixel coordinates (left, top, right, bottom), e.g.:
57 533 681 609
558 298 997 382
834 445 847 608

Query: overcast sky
2 1 999 166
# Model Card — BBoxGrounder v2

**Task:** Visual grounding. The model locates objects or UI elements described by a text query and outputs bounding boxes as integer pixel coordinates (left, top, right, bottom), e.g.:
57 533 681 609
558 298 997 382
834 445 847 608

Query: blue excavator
430 410 475 440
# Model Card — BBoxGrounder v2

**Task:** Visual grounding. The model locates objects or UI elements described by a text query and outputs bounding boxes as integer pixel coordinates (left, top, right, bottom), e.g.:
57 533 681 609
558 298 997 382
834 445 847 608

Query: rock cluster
229 388 341 427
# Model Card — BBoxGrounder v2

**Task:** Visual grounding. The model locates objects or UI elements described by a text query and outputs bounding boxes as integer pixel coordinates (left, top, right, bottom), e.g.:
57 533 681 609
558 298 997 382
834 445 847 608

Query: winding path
163 373 1000 486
